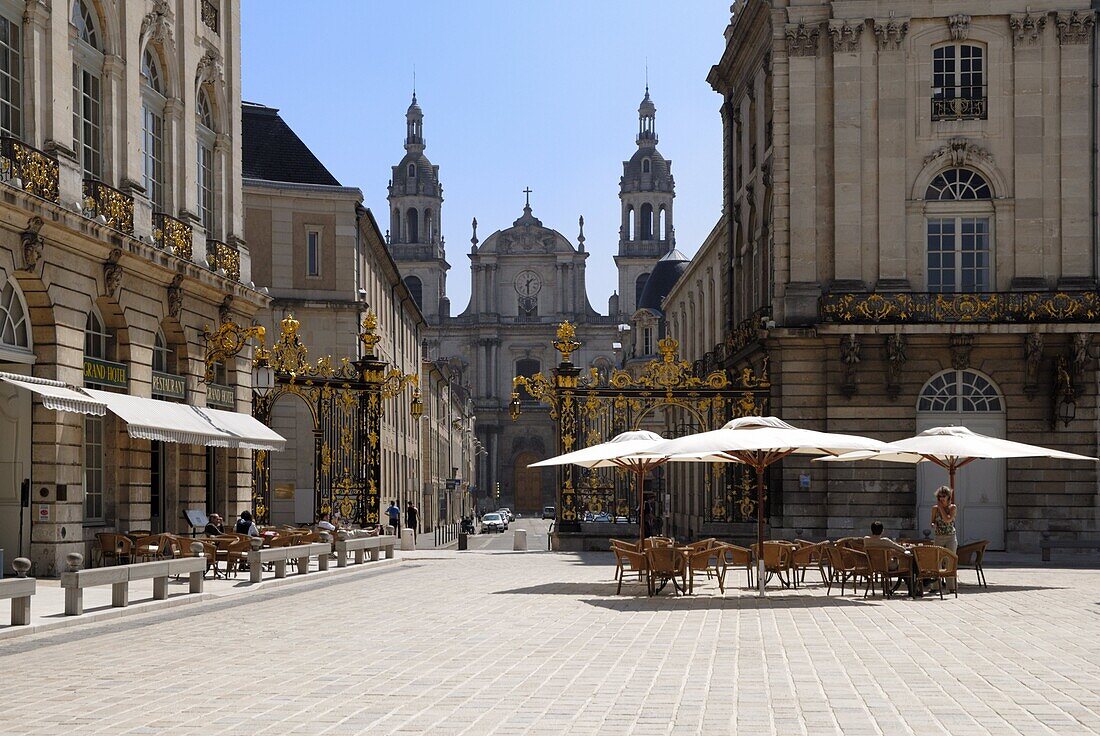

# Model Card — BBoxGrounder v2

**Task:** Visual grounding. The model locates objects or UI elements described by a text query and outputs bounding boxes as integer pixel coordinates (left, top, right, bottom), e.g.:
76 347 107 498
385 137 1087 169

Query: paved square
1 547 1098 735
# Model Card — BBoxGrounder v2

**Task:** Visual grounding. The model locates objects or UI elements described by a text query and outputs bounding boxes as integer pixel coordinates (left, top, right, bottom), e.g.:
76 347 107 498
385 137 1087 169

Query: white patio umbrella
816 425 1098 504
646 416 889 596
529 430 668 547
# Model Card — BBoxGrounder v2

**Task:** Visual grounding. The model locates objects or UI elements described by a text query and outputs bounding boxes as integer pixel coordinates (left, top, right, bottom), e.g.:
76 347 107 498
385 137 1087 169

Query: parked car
480 513 505 534
498 508 515 522
542 506 556 519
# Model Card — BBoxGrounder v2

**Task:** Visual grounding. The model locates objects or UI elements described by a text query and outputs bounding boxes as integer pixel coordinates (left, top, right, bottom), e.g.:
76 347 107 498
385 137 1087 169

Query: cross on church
523 187 532 208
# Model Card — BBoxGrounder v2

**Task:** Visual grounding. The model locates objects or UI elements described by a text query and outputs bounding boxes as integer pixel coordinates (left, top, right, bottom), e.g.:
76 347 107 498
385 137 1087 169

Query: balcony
931 94 987 121
206 238 240 281
0 136 60 203
819 291 1100 325
201 0 219 34
83 179 134 235
153 212 193 260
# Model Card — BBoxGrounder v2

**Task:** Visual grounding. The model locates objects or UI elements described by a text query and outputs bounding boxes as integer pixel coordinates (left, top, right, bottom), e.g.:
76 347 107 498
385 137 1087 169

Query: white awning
0 372 107 416
194 406 286 452
83 389 235 446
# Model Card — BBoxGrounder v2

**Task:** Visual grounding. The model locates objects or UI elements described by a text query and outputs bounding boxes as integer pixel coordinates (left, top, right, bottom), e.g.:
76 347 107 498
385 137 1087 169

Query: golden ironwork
206 239 241 281
360 311 381 355
83 178 135 235
821 291 1100 324
202 321 267 383
201 0 219 33
931 95 986 121
153 212 193 259
1 136 59 202
553 321 581 363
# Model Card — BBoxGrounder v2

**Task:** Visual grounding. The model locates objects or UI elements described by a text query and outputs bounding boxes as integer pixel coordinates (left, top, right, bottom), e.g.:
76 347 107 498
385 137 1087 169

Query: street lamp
253 347 275 394
411 386 424 419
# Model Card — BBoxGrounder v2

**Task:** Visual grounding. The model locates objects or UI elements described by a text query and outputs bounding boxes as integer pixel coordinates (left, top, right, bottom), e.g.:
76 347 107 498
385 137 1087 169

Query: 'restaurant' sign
206 383 234 409
84 358 128 388
152 370 186 400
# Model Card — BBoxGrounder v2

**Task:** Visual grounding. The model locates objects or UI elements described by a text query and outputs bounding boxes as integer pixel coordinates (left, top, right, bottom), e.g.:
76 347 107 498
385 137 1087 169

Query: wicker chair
914 545 958 599
684 545 725 594
132 534 175 563
956 540 989 587
830 547 872 596
719 543 754 589
751 541 794 589
865 547 913 598
615 548 648 595
790 542 826 587
645 546 686 596
610 539 641 582
95 532 133 566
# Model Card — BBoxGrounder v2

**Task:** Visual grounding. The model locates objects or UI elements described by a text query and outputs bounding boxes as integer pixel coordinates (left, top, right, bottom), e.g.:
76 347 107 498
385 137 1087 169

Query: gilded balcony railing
153 212 193 261
206 238 240 281
0 136 60 203
83 179 135 235
931 94 987 121
820 291 1100 324
201 0 219 34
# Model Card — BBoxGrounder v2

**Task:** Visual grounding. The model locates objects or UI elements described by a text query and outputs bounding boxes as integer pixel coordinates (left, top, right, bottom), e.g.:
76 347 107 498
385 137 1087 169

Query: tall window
642 326 653 355
196 90 216 235
406 208 418 243
932 44 986 120
141 49 166 211
925 168 993 293
0 13 21 139
0 280 29 349
640 203 654 240
83 308 108 523
84 308 109 360
153 328 170 373
642 158 651 174
72 1 103 178
306 228 321 276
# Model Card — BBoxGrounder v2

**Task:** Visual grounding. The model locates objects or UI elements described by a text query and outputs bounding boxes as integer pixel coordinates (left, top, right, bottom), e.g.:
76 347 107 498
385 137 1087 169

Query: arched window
424 208 433 242
657 206 666 240
626 206 634 241
141 48 166 212
72 0 103 178
932 44 986 121
196 89 217 236
918 369 1003 413
640 203 654 240
642 157 651 174
392 208 401 242
84 307 110 360
404 275 423 311
84 304 112 523
405 208 419 243
635 273 649 307
407 162 415 178
153 327 171 374
926 168 993 293
515 358 540 401
0 279 29 350
0 9 22 140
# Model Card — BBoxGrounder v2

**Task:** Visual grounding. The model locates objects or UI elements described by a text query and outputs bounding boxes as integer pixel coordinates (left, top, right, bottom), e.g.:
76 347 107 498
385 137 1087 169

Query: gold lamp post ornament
202 320 269 385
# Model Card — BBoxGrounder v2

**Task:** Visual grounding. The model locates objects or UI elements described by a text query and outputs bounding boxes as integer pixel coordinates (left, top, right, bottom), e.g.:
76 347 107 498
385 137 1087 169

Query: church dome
391 151 438 193
477 203 575 255
637 249 689 311
623 147 672 186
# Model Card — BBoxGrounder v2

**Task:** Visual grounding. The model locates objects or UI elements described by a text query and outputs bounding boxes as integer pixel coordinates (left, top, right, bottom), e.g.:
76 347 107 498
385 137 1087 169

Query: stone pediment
478 210 576 256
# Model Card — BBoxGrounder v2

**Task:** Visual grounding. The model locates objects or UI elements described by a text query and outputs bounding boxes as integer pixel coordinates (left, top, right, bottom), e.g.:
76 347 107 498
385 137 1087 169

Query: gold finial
553 321 581 363
360 310 381 355
657 336 679 362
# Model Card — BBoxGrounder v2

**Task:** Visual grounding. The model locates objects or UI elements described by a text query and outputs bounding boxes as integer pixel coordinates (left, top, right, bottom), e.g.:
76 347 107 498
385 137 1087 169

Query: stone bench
247 542 332 584
0 558 35 625
61 553 207 616
334 534 397 567
1040 538 1100 562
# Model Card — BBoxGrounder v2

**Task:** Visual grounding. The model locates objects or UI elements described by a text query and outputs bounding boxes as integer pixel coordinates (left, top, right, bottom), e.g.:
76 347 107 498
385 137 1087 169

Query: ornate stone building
0 0 269 575
385 95 676 513
691 0 1100 551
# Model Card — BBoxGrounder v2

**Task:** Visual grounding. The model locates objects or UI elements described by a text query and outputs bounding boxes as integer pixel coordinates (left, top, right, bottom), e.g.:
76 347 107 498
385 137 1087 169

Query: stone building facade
0 0 267 576
693 0 1100 551
384 96 676 514
243 102 465 530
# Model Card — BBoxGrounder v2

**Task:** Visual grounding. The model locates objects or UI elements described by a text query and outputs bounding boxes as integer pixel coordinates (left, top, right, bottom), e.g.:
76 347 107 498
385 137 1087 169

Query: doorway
0 368 30 561
513 451 541 514
915 369 1006 550
150 440 165 533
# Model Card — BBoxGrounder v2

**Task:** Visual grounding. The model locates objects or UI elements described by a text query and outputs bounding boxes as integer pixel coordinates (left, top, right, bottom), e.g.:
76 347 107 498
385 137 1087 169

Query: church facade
386 93 677 513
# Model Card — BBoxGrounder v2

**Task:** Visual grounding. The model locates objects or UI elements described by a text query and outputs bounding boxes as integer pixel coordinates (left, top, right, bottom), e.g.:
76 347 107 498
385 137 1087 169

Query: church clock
514 270 542 297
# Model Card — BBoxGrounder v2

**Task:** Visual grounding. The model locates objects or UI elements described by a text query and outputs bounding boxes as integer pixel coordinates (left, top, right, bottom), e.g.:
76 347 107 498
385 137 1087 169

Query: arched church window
640 203 654 240
0 279 29 349
393 209 401 242
658 207 666 240
642 158 651 174
626 206 634 241
406 208 419 243
425 209 433 242
635 273 649 307
404 275 423 311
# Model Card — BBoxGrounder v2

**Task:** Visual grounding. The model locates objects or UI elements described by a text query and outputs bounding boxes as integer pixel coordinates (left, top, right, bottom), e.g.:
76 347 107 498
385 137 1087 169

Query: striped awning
0 372 107 416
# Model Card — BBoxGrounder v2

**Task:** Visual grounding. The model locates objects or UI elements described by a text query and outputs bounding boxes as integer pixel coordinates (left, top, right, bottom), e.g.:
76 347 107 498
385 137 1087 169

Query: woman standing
931 485 958 592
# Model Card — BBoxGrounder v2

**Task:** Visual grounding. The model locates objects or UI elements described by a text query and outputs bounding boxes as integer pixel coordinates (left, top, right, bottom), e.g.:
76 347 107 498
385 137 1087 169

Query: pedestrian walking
405 503 420 534
386 500 401 536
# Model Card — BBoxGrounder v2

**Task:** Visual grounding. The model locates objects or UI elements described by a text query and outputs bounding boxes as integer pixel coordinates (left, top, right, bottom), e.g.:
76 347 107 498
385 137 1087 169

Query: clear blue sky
241 1 731 313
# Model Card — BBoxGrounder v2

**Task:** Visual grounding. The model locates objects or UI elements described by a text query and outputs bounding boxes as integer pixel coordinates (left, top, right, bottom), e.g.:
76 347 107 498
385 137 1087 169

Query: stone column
873 17 910 288
1011 11 1047 286
1056 11 1095 283
829 20 865 286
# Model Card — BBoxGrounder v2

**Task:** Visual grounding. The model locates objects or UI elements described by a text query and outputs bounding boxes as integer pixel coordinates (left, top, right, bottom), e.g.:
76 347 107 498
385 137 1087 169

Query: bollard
401 527 416 551
513 529 527 551
458 532 468 551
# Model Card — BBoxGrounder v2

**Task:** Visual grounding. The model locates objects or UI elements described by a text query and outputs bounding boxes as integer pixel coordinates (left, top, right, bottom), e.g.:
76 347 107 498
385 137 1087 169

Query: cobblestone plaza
2 536 1099 735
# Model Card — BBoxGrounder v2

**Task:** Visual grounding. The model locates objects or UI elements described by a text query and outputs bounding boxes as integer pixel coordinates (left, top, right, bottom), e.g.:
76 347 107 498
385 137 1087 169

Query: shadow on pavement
580 595 877 611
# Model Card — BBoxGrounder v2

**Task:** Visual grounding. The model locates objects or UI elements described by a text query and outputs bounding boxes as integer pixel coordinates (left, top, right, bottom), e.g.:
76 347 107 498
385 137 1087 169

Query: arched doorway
0 277 33 559
915 369 1006 549
513 451 541 515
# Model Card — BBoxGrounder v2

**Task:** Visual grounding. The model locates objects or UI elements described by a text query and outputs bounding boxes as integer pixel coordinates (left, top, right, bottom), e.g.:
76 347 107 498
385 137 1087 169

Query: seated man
316 512 336 532
864 521 915 595
203 513 224 536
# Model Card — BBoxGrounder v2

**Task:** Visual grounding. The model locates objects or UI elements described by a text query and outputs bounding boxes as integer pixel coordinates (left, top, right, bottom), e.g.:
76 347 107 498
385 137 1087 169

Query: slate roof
242 102 341 186
637 249 690 311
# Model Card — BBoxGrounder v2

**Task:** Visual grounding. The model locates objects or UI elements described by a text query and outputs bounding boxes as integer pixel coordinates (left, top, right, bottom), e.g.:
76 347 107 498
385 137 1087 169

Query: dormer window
642 158 651 174
407 163 415 178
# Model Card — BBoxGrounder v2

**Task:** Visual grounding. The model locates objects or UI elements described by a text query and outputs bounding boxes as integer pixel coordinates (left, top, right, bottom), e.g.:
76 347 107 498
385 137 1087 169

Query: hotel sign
207 383 235 410
84 358 128 388
152 371 186 400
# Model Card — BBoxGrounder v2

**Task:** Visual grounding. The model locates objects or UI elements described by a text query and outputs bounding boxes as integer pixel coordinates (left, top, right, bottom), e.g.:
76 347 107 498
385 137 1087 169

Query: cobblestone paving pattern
1 552 1099 735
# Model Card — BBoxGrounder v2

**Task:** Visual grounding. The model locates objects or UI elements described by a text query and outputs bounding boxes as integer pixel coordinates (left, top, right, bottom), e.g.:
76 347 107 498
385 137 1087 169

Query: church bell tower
615 87 675 317
387 93 450 322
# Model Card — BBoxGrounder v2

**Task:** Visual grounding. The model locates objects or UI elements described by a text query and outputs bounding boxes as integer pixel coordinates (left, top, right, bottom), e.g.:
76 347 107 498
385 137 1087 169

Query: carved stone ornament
1024 332 1044 397
20 216 44 273
785 22 822 58
218 295 233 324
103 249 123 297
1072 334 1091 378
828 20 863 53
1056 10 1095 45
140 0 173 48
872 17 909 50
167 274 184 319
950 334 973 371
840 333 860 398
196 48 223 86
923 137 993 168
1009 12 1046 46
885 333 907 400
948 14 970 41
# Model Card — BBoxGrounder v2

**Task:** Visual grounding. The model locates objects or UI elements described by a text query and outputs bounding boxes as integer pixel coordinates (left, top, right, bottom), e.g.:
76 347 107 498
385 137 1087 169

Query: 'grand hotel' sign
83 358 128 389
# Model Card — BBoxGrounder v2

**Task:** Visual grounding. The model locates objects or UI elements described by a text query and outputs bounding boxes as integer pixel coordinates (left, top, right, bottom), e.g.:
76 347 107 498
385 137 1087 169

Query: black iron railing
932 94 987 121
201 0 219 34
